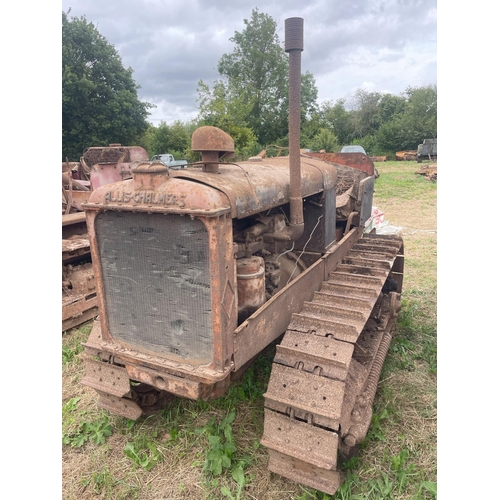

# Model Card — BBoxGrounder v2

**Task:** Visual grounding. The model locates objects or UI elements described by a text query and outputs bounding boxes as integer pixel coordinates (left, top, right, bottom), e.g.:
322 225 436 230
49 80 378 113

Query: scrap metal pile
415 163 437 182
62 144 149 332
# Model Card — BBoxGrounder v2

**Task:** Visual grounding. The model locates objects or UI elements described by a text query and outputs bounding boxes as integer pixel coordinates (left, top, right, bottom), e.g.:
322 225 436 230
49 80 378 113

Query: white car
341 145 366 154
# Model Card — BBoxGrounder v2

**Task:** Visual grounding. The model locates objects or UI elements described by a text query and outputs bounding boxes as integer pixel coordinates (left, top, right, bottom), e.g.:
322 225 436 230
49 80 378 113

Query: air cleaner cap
191 126 235 155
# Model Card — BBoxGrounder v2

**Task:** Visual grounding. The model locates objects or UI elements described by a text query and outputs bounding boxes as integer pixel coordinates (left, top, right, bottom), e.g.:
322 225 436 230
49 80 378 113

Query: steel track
261 233 404 494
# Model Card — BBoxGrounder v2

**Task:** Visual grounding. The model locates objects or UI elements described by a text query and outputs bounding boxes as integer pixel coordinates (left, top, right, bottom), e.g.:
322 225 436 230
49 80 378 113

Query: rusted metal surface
86 145 148 189
62 213 95 331
77 124 398 500
86 157 337 220
233 247 326 369
126 364 205 400
191 126 235 172
82 358 132 397
82 144 149 170
83 207 237 385
83 318 234 386
62 213 89 262
62 166 90 213
304 152 375 176
62 238 90 264
95 391 143 420
62 211 87 229
90 162 136 189
267 448 344 495
62 189 91 212
191 126 235 154
232 227 363 368
62 145 149 331
85 174 232 217
62 212 96 331
285 17 304 237
292 191 336 253
81 205 357 407
174 157 336 219
62 262 98 331
274 330 354 380
261 233 403 494
262 409 339 469
67 144 148 183
264 363 345 429
236 256 266 322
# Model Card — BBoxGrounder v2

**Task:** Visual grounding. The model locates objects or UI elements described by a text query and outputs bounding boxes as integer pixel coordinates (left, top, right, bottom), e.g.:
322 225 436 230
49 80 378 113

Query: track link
261 233 404 495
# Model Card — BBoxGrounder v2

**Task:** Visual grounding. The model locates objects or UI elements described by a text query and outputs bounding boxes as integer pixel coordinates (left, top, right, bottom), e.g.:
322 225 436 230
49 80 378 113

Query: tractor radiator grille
95 211 213 363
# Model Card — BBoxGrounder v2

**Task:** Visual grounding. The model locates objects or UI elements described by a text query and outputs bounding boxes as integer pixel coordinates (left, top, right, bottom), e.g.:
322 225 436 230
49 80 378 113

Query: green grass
62 160 437 499
373 161 437 201
62 324 89 364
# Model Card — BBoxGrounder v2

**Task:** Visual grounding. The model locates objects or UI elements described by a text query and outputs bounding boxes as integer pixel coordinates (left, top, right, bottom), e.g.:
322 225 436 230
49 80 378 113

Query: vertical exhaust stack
285 17 304 241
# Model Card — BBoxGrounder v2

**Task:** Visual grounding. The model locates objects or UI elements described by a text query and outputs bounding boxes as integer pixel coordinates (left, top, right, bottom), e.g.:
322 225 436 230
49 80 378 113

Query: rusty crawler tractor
80 18 404 496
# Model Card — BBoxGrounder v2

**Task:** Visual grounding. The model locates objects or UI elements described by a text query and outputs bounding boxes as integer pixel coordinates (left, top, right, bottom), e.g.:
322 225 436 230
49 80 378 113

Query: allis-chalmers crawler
80 18 404 495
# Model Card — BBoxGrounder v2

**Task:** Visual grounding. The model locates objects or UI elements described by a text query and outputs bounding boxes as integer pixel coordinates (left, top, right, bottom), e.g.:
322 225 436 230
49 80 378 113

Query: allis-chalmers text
104 190 186 208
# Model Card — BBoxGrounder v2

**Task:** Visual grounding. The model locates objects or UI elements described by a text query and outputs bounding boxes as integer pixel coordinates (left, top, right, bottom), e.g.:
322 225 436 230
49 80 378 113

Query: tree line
62 8 436 162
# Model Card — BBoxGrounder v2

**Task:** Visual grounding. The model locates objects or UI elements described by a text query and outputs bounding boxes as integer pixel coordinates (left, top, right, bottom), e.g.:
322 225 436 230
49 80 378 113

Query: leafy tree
375 85 437 152
149 122 171 157
348 89 383 140
309 129 340 152
300 71 319 121
146 120 191 158
139 125 157 157
199 9 318 147
399 85 437 143
168 121 192 155
196 79 258 157
62 10 152 160
357 134 377 155
378 93 407 124
319 99 355 145
300 110 322 148
196 79 255 129
216 9 288 145
375 121 407 153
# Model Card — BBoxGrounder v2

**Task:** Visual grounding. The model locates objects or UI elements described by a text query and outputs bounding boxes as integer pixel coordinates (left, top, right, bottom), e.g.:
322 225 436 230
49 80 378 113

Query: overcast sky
61 0 437 126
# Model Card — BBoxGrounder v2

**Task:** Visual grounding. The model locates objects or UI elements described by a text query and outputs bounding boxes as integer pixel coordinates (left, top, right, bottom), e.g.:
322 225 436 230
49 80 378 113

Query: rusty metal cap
131 161 169 174
191 126 235 154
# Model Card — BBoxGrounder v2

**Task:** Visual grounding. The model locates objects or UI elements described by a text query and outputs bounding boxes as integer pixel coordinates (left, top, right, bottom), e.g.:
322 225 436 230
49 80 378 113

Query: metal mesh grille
95 211 213 363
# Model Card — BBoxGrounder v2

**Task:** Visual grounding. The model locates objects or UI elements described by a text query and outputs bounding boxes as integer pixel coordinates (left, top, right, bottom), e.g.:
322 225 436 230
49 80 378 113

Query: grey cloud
62 0 436 124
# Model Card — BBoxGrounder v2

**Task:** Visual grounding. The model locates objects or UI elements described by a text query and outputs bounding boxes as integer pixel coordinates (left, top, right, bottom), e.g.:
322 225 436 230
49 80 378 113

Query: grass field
62 160 437 499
